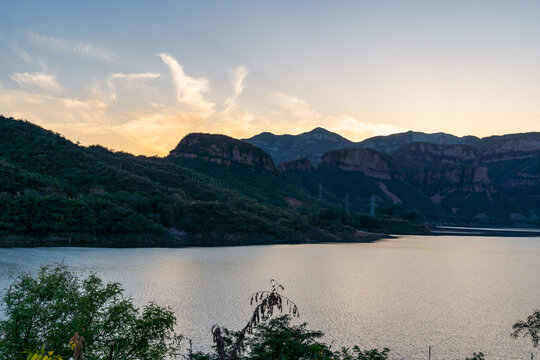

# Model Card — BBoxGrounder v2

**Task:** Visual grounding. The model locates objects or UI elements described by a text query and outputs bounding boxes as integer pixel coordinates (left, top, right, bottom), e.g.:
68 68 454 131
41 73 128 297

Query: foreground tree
0 265 182 360
196 280 390 360
245 315 333 360
194 314 392 360
464 353 485 360
210 279 300 360
512 309 540 348
335 347 390 360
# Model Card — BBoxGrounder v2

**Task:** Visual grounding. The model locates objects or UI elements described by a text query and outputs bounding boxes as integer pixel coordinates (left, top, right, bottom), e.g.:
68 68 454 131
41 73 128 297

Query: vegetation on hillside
0 116 427 246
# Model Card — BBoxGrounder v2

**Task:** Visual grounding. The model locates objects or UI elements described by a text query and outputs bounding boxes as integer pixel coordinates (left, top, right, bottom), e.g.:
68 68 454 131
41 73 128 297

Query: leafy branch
211 279 299 360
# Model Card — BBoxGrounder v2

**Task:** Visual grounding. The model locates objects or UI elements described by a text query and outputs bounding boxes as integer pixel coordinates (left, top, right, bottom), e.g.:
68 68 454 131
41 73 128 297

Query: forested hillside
4 115 536 247
0 116 427 246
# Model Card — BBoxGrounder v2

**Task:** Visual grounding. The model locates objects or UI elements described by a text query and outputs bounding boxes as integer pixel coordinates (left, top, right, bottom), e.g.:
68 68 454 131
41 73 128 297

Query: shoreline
431 226 540 237
0 231 386 248
2 226 539 248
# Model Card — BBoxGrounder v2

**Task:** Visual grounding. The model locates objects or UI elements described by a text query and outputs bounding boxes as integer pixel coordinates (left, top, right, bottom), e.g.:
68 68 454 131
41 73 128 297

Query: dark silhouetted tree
512 310 540 348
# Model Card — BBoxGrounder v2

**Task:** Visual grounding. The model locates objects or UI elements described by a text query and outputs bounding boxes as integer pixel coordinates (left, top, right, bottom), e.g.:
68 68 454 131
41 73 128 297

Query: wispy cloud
329 116 406 140
109 72 161 81
0 69 210 155
274 92 320 121
210 65 256 136
28 31 119 63
223 65 248 115
272 91 405 140
0 60 405 156
10 72 62 92
115 110 207 155
158 53 215 115
0 86 108 131
10 43 32 64
9 42 48 71
106 72 161 91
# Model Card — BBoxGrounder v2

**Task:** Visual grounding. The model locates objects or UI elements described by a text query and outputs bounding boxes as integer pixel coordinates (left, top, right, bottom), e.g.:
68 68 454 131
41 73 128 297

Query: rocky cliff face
169 133 276 171
395 139 540 188
396 143 478 163
391 139 540 223
277 158 313 172
501 172 540 188
411 166 495 194
478 139 540 163
396 139 540 164
166 130 540 226
321 148 397 180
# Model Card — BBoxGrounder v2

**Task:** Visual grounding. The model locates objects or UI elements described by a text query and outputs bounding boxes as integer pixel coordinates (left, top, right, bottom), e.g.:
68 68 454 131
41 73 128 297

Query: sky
1 1 540 155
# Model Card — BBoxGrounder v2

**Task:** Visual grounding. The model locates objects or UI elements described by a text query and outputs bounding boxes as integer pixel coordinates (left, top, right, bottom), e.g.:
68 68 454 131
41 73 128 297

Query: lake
1 235 539 359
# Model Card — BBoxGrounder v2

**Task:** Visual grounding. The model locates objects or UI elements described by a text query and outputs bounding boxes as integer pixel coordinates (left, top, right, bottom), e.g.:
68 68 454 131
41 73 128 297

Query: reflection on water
1 236 539 359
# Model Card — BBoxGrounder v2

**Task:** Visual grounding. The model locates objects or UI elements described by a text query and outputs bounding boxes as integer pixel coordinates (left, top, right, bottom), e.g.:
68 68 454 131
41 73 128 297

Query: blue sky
1 1 540 155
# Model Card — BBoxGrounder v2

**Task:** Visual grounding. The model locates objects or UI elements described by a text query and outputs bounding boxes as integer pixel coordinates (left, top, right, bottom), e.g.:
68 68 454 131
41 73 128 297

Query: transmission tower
369 195 376 217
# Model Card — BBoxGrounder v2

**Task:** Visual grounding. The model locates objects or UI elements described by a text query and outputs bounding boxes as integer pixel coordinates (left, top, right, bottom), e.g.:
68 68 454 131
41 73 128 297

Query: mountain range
245 128 491 165
245 127 540 226
1 115 539 246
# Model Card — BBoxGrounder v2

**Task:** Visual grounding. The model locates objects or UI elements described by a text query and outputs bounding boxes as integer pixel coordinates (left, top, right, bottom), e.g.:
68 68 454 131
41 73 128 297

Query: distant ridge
244 127 354 165
357 131 479 154
1 114 539 247
245 128 540 165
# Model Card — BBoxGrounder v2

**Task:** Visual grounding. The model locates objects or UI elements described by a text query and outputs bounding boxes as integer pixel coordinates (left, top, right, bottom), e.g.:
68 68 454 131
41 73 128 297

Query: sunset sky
1 1 540 155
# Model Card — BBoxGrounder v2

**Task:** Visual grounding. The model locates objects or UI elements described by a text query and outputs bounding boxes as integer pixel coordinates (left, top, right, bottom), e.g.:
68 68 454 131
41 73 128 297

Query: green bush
0 265 182 360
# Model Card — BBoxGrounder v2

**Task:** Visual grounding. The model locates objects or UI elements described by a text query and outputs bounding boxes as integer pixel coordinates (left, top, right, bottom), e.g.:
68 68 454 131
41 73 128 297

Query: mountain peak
168 133 275 171
244 127 354 165
306 127 331 134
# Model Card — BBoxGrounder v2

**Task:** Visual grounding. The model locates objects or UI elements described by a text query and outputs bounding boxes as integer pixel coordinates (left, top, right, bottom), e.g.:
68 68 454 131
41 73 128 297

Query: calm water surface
1 235 539 359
